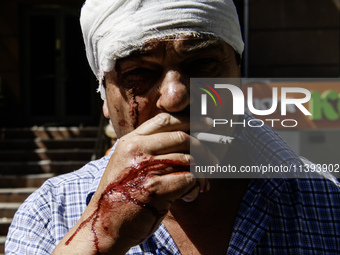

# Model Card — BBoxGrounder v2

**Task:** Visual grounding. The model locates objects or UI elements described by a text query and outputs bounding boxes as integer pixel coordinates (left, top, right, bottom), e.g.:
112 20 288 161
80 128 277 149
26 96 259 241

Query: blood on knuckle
143 178 159 196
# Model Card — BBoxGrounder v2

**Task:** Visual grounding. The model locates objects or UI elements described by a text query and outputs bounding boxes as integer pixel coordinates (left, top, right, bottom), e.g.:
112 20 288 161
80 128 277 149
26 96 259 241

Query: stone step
0 137 97 150
0 188 37 203
0 160 87 175
0 235 5 254
0 126 101 253
0 218 11 236
0 126 98 140
0 203 21 218
0 173 54 188
0 149 94 162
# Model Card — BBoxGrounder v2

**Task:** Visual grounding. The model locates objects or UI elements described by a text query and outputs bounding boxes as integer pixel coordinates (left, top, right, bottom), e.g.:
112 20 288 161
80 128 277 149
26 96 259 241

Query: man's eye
122 68 153 80
119 68 160 94
185 58 222 77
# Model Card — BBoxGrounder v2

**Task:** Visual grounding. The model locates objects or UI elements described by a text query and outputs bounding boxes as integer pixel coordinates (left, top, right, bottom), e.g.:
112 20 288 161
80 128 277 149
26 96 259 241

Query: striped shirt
6 116 340 254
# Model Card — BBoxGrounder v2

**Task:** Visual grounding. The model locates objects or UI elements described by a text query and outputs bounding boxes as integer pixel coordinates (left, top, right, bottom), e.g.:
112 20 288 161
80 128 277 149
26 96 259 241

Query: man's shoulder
279 173 340 208
44 157 104 187
6 157 109 253
51 155 107 188
8 156 109 237
21 155 109 211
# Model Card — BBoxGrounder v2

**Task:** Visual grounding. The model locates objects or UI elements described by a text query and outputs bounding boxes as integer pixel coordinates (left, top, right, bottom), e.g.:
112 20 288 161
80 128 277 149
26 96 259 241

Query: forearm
52 171 165 254
52 201 132 255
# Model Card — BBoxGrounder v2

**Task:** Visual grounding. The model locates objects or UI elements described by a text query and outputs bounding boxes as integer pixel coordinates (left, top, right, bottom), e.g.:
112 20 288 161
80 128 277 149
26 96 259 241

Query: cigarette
192 132 234 145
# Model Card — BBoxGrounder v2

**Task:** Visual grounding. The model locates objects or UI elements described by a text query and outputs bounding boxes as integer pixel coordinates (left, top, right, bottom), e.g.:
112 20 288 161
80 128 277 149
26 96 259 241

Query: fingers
108 112 219 206
146 153 208 196
115 132 215 196
136 113 189 135
139 131 190 155
135 113 213 136
119 112 218 166
123 127 221 165
143 171 198 210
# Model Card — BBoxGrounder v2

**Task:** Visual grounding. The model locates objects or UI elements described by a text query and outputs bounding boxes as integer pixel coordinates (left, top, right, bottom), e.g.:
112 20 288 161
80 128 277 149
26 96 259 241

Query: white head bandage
80 0 244 100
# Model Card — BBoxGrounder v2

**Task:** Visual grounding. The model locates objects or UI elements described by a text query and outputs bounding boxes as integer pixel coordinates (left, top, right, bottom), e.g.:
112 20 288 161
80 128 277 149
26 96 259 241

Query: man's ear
103 100 110 118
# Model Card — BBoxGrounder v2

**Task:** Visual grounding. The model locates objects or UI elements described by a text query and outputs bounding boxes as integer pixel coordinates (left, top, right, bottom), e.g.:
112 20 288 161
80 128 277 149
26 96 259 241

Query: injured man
6 0 340 254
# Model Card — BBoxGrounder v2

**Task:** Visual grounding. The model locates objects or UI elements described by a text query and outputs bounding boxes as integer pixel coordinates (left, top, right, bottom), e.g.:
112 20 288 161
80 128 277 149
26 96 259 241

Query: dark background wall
0 0 100 127
248 0 339 78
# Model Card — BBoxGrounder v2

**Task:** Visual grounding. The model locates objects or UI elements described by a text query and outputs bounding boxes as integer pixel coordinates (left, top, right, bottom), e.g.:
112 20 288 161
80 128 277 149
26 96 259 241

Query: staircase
0 126 101 254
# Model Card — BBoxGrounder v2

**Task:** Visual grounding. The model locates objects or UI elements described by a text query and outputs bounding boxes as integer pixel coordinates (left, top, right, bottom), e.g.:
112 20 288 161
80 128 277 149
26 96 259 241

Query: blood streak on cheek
65 158 191 254
130 95 139 129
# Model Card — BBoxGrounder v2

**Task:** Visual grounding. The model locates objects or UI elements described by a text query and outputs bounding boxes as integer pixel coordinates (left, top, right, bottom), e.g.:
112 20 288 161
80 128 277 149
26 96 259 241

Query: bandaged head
80 0 244 100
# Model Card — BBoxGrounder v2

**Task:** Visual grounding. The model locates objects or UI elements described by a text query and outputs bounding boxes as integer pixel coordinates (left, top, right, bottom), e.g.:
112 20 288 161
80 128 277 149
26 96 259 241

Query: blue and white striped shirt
6 116 340 254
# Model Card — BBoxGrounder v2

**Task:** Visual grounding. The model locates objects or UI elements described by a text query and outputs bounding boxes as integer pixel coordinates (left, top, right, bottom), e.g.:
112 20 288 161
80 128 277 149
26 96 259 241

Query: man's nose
156 70 190 112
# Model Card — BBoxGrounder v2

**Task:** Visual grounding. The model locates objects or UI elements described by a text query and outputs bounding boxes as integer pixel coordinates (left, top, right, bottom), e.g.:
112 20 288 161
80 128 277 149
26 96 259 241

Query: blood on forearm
65 157 191 254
